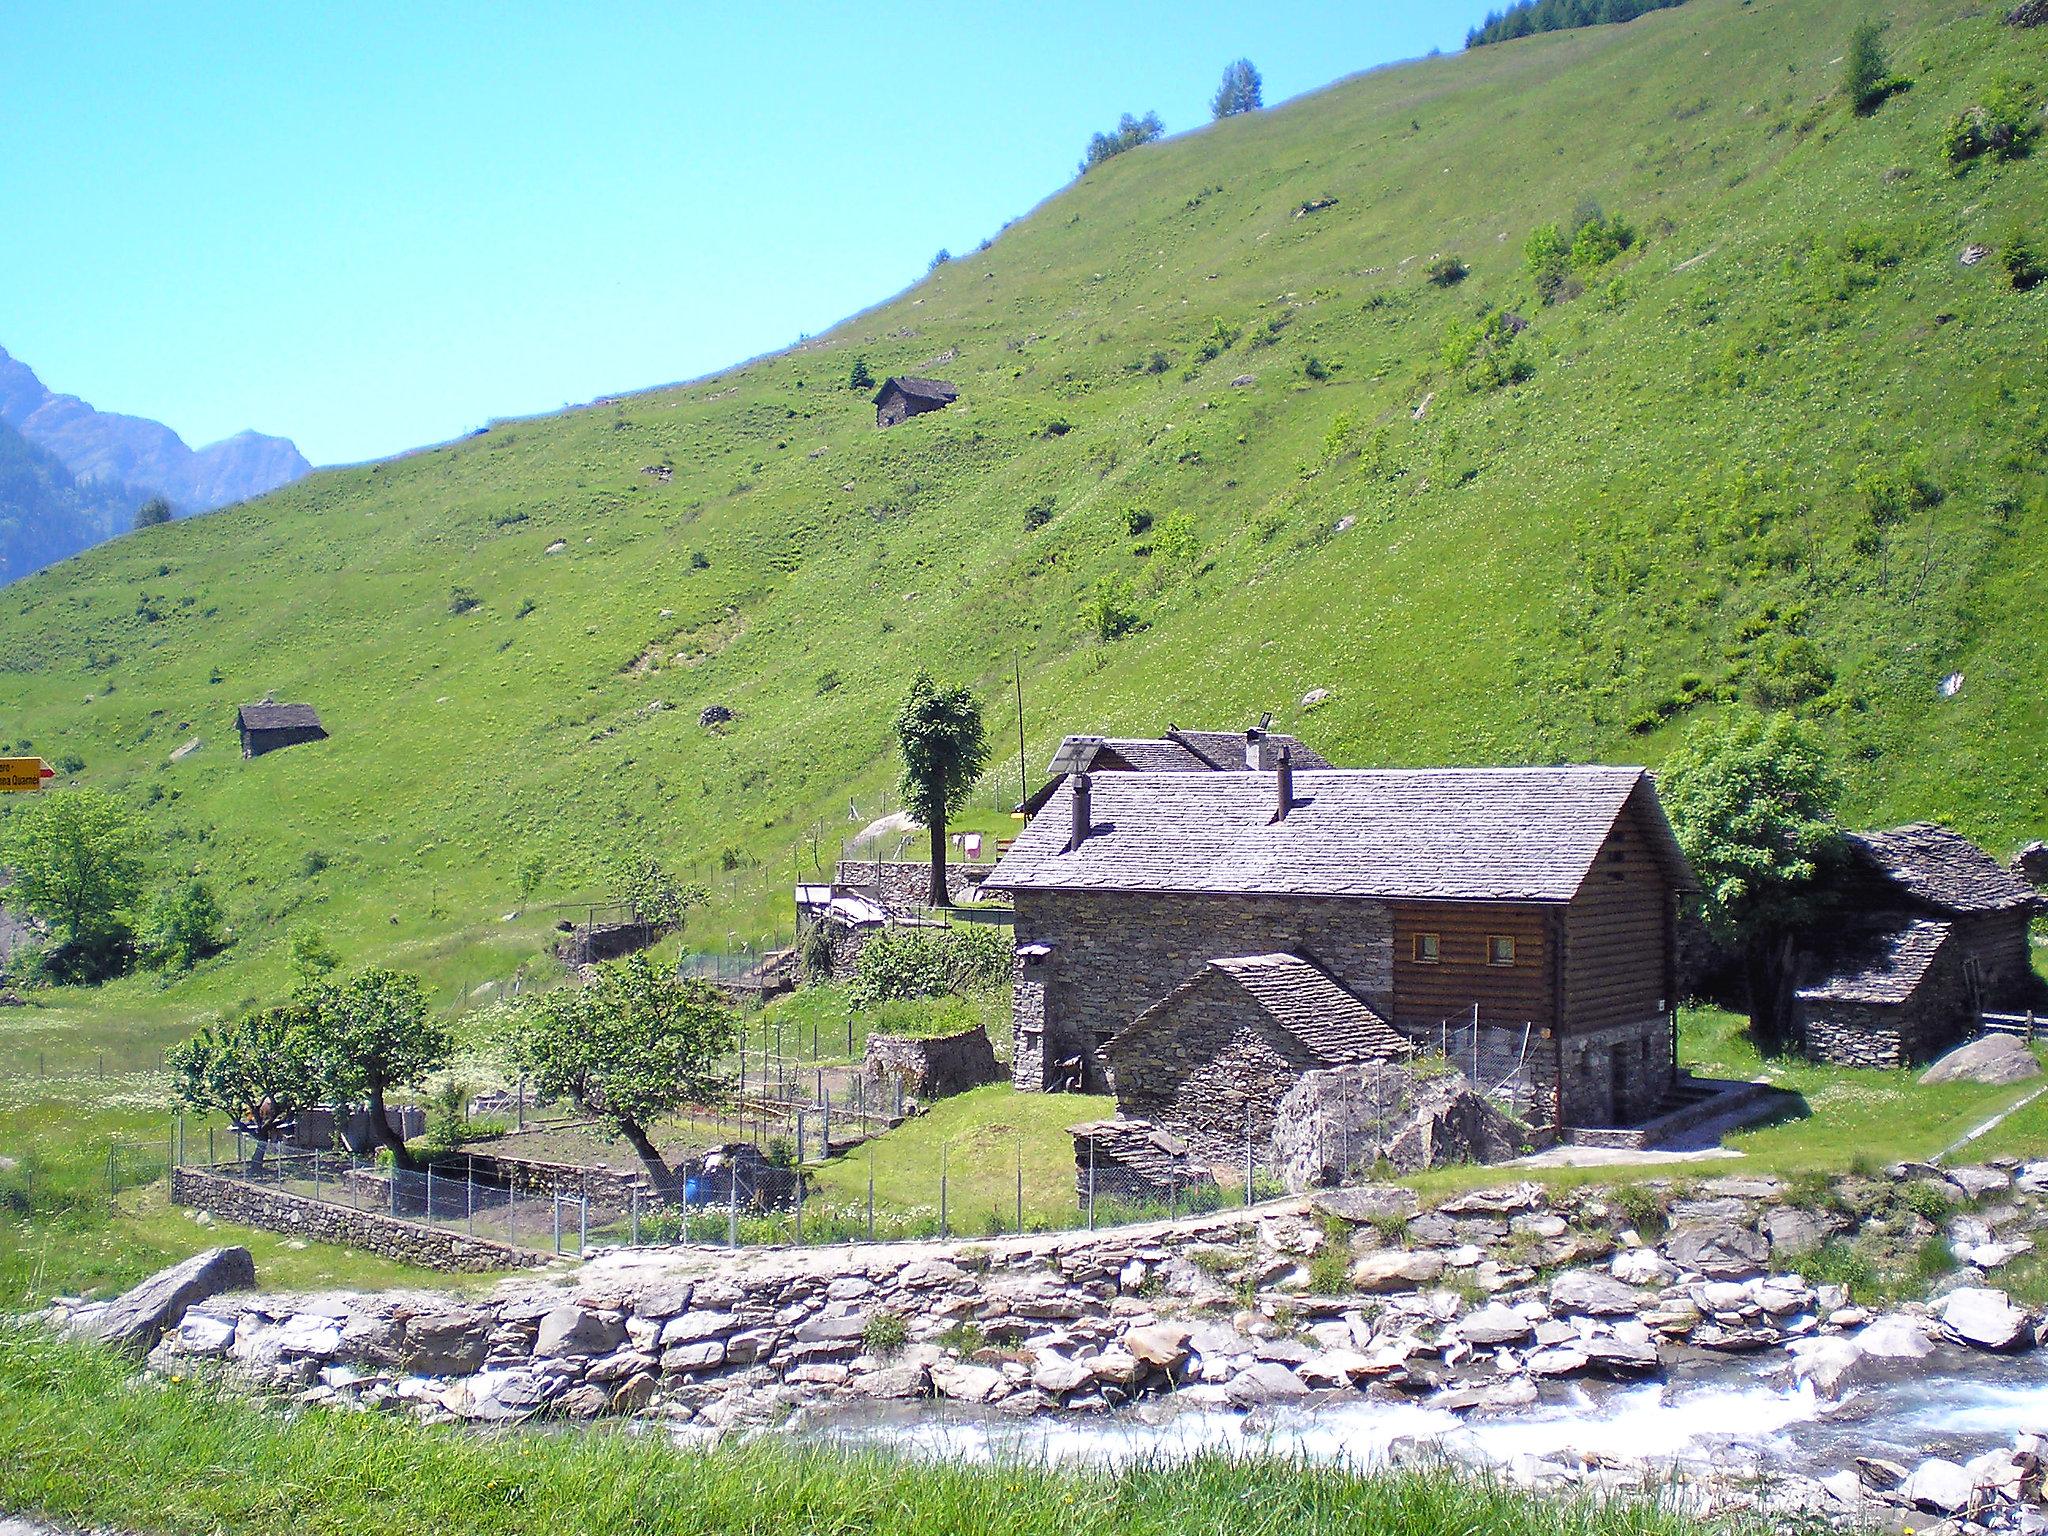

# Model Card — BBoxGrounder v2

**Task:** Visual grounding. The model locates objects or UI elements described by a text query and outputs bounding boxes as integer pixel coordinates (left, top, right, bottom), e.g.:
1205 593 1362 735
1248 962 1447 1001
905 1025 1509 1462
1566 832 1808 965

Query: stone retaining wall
436 1145 650 1205
834 860 989 911
170 1167 548 1273
861 1025 1002 1101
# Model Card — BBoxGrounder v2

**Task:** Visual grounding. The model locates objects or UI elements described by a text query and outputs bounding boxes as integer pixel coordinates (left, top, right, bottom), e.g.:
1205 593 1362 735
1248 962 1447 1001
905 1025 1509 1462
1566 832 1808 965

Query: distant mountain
0 344 311 581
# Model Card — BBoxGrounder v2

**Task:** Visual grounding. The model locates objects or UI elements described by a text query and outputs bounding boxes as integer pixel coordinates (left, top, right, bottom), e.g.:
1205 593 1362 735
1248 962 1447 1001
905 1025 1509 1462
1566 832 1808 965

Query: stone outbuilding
983 762 1699 1133
1794 823 2042 1067
1105 952 1410 1159
234 702 327 758
873 376 958 428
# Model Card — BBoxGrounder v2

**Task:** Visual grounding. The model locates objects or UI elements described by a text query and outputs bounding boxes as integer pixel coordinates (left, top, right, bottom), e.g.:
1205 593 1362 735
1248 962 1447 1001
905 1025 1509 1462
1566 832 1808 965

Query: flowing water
801 1351 2048 1480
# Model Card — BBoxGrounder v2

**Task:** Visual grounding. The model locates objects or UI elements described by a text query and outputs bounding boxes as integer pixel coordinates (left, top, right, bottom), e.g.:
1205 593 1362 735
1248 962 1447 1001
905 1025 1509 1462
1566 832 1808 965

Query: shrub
1087 577 1143 643
448 586 481 615
848 357 874 391
140 878 227 971
849 924 1009 1010
794 919 836 983
1142 350 1170 375
1079 111 1164 173
860 1309 909 1357
1569 211 1636 271
1611 1182 1669 1238
2001 225 2045 292
1022 496 1055 530
689 550 710 569
1426 255 1469 287
1844 23 1907 115
1746 635 1834 709
1302 355 1330 381
1122 505 1154 537
1792 1239 1879 1303
935 1321 985 1355
1897 1180 1957 1223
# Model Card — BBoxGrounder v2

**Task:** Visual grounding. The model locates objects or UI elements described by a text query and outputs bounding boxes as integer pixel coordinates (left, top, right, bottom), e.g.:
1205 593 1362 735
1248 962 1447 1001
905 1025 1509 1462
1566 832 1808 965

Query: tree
307 967 451 1171
1657 712 1844 1054
168 1003 324 1172
506 955 739 1196
848 357 875 392
1080 111 1164 173
0 786 147 981
1844 22 1899 115
133 496 172 530
140 877 227 971
287 925 340 985
610 855 705 929
893 670 989 906
1211 58 1263 119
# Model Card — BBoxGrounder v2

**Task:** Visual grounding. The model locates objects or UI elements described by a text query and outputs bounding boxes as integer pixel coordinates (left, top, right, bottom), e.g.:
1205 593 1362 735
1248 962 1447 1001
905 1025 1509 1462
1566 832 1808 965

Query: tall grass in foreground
0 1332 1766 1536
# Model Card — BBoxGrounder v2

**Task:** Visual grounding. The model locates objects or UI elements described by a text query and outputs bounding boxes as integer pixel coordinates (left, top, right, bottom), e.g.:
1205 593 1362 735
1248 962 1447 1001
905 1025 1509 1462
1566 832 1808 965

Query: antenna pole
1014 652 1028 810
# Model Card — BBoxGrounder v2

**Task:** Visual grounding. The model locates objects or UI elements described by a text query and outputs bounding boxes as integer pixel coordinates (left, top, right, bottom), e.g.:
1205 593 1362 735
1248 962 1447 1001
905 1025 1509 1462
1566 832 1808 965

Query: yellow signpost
0 757 55 792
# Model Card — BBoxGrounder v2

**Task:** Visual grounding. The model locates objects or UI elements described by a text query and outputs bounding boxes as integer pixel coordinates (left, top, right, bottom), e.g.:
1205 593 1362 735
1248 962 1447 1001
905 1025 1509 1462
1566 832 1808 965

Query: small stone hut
873 376 957 428
1794 823 2042 1067
1105 952 1410 1160
234 702 327 758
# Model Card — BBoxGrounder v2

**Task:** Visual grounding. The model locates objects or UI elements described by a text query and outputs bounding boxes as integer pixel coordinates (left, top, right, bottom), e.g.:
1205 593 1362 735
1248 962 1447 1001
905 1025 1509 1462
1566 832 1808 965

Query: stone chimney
1069 772 1093 852
1245 712 1278 770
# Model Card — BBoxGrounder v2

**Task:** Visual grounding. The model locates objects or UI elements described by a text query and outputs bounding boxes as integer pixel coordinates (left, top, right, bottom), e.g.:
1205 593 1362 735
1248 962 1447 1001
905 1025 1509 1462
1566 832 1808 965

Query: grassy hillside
2 0 2044 1057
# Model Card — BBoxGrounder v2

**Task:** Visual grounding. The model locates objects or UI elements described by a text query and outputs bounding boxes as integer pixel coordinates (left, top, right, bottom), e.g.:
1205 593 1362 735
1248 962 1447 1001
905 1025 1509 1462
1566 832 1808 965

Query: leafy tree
287 925 341 985
0 786 147 981
611 855 705 929
2000 224 2044 293
1080 112 1164 174
848 357 875 392
1211 58 1263 119
140 877 227 971
929 249 951 272
892 670 989 906
506 955 739 1195
1844 22 1902 115
1657 712 1844 1053
132 496 172 530
168 1003 324 1172
307 967 450 1171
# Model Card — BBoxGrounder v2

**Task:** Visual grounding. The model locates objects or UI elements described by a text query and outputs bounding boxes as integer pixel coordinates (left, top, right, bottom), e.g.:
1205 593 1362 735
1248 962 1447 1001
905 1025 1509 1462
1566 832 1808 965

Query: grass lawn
809 1084 1115 1230
0 1333 1748 1536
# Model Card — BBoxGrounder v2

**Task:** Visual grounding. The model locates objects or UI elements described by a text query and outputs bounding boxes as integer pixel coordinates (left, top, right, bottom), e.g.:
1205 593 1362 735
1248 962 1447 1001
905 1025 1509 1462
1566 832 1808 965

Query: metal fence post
1087 1138 1097 1231
1245 1106 1254 1208
467 1171 475 1237
940 1141 949 1240
553 1194 562 1254
314 1150 322 1203
107 1142 116 1202
794 1166 805 1246
425 1164 434 1220
631 1189 640 1246
1015 1137 1024 1234
580 1195 588 1254
729 1167 738 1250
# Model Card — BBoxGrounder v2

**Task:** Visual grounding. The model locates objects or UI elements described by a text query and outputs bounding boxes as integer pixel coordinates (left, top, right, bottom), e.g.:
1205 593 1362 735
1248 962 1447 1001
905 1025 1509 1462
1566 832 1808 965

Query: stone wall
1010 890 1395 1093
861 1025 1001 1102
1799 936 1973 1069
834 860 990 912
1271 1062 1530 1187
170 1167 547 1272
289 1104 426 1152
429 1146 651 1205
555 921 664 967
1553 1015 1674 1126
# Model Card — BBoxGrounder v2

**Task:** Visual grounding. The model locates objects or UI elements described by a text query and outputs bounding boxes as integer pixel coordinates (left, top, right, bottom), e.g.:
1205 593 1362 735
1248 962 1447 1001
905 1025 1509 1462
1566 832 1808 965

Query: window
1412 932 1441 964
1487 935 1517 967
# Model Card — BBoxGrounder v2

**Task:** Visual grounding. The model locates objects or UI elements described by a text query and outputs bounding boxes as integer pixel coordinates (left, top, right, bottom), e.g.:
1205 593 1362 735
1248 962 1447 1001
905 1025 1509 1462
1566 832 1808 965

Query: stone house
234 701 327 758
1017 722 1331 816
873 376 958 428
1794 823 2042 1067
1105 953 1409 1160
982 761 1698 1132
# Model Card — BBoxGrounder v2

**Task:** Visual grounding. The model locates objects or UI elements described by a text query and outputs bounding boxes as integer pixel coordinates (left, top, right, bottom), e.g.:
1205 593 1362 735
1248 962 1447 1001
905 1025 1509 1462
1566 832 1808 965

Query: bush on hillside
849 923 1009 1010
847 357 874 391
132 496 172 530
1087 576 1144 642
1942 77 2035 169
1442 310 1535 390
2001 225 2045 291
1210 59 1263 120
1569 210 1636 270
1844 23 1909 115
1022 496 1055 530
139 877 228 972
1426 255 1469 287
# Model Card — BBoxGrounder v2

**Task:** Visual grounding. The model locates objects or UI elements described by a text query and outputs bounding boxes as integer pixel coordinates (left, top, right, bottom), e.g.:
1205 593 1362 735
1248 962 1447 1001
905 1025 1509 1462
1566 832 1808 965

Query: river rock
1458 1304 1535 1345
1856 1456 1910 1491
447 1367 564 1421
90 1246 256 1355
535 1305 625 1358
1297 1349 1374 1386
1940 1287 2032 1351
1032 1352 1093 1394
1610 1248 1673 1286
1312 1186 1418 1223
1582 1336 1662 1376
1548 1270 1643 1316
1089 1348 1144 1386
1351 1249 1445 1292
932 1361 1005 1403
1857 1314 1939 1359
1225 1361 1310 1406
400 1307 490 1375
1124 1322 1191 1369
1665 1222 1769 1279
1526 1344 1589 1377
661 1340 726 1373
1920 1035 2043 1087
1763 1207 1826 1257
1437 1183 1544 1216
1788 1335 1866 1396
1902 1457 1977 1514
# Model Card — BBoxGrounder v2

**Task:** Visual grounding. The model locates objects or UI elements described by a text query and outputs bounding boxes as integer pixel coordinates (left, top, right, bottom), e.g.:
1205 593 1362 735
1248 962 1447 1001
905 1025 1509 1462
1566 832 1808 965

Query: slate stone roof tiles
1795 917 1954 1005
1208 953 1411 1062
1848 824 2040 915
988 766 1695 902
235 702 323 731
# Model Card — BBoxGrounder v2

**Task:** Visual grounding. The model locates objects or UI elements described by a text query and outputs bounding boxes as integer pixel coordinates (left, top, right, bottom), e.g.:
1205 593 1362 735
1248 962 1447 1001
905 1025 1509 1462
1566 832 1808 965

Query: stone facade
1105 970 1332 1161
555 920 665 966
833 859 990 912
430 1146 651 1206
170 1167 547 1272
1797 926 1975 1069
1009 889 1395 1093
861 1024 1002 1102
1270 1062 1531 1187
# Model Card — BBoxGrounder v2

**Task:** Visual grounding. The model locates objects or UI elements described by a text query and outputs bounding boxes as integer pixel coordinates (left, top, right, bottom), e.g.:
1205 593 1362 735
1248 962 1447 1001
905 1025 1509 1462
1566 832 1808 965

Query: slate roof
235 702 323 732
1017 728 1331 815
987 766 1696 902
1848 824 2039 915
1796 917 1953 1005
1191 953 1409 1063
874 376 959 406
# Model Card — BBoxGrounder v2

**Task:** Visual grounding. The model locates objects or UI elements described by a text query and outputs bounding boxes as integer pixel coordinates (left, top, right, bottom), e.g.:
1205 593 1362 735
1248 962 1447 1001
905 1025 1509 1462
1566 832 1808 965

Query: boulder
1582 1336 1662 1376
400 1307 491 1375
1310 1186 1419 1223
1787 1335 1867 1397
1225 1361 1310 1406
1437 1183 1544 1216
931 1361 1005 1403
1458 1304 1535 1346
1940 1287 2032 1351
1856 1314 1939 1360
1525 1345 1590 1377
535 1305 626 1359
1548 1269 1644 1317
90 1246 256 1355
1762 1207 1826 1257
1123 1322 1191 1370
1350 1249 1446 1292
1609 1248 1673 1286
1901 1458 1977 1515
1031 1352 1094 1395
446 1367 564 1422
1664 1222 1769 1279
167 1310 239 1357
1296 1349 1375 1386
1921 1034 2043 1087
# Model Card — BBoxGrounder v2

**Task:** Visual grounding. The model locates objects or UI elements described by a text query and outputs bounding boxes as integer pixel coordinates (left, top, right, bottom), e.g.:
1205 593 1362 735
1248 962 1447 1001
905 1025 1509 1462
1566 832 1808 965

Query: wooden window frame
1412 932 1441 965
1486 935 1517 967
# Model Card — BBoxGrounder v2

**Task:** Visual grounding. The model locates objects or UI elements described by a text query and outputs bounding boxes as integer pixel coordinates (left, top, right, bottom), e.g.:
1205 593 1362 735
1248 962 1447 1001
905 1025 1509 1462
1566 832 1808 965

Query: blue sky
3 3 1471 466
